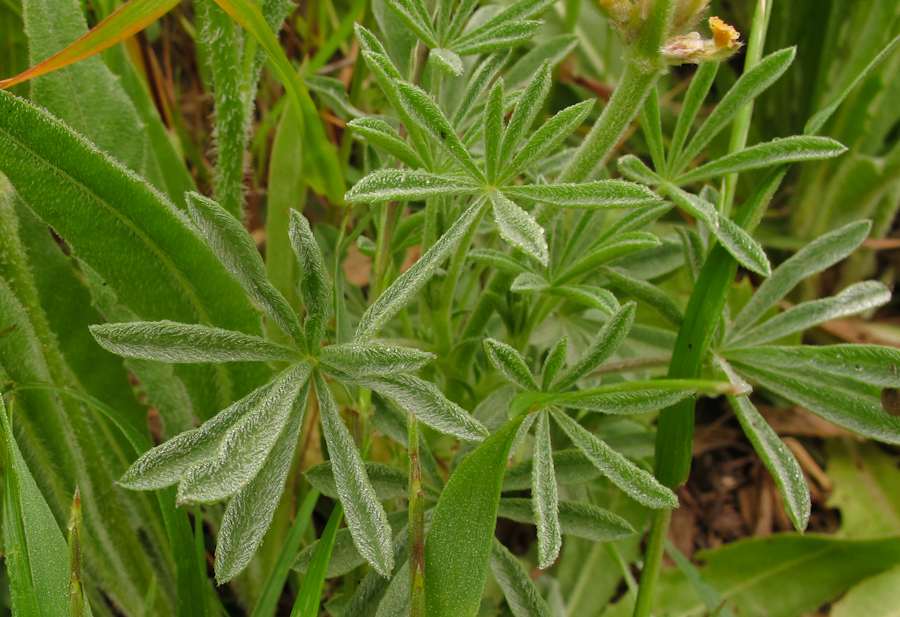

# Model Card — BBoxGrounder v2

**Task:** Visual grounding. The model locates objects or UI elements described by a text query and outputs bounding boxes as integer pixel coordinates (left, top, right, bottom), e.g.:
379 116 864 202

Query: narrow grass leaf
732 362 900 446
489 191 549 266
359 374 489 441
347 118 425 168
618 154 662 185
677 136 848 185
290 504 343 617
187 192 304 344
485 338 540 391
497 498 635 542
320 343 435 377
490 540 554 617
499 62 551 172
604 268 683 327
425 417 525 617
485 79 506 183
505 100 592 179
0 0 179 89
730 281 891 348
533 411 561 568
451 51 510 127
347 169 477 203
289 210 332 346
306 461 410 501
667 60 718 175
714 357 810 531
725 345 900 389
729 220 871 336
551 409 678 508
356 199 484 341
315 372 394 575
177 364 312 503
668 186 771 276
675 47 796 174
215 380 311 582
90 321 299 363
552 302 635 392
541 337 568 391
504 181 659 209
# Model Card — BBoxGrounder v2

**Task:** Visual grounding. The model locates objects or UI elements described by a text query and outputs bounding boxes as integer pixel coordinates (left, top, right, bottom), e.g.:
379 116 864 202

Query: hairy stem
408 415 426 617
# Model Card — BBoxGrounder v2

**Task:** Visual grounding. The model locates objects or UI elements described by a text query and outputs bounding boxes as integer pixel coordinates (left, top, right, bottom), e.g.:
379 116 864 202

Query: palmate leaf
533 411 561 568
289 210 332 347
314 371 394 576
551 409 678 509
485 338 540 391
347 118 425 169
552 302 635 391
497 498 635 542
90 321 299 363
490 540 553 617
489 190 549 265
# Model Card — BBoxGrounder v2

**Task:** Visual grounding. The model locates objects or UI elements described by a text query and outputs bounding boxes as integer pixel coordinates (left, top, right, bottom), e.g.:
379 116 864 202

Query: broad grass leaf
552 302 635 392
90 321 299 363
713 357 810 531
314 372 394 575
504 181 659 209
499 62 551 173
674 47 796 174
497 498 635 542
729 281 891 348
489 191 549 266
425 416 525 617
187 192 305 345
346 169 477 203
551 409 678 508
347 118 425 168
215 379 311 582
289 210 332 347
356 199 485 341
728 220 871 336
485 338 540 391
676 136 848 185
505 100 592 180
533 411 561 568
490 540 554 617
319 343 435 377
177 364 312 503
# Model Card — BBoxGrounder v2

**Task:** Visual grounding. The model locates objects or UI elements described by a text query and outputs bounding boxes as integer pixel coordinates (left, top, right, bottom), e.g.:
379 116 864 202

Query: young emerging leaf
314 371 394 575
186 192 304 343
551 409 678 508
346 169 477 203
489 191 549 266
532 411 561 568
347 117 425 169
289 210 332 347
484 338 540 391
552 302 635 391
90 321 299 363
729 220 872 336
504 181 659 209
319 343 436 377
542 337 568 391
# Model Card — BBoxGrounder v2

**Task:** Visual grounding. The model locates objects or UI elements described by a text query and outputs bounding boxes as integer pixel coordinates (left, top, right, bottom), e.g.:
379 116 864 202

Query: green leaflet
503 181 659 209
504 100 593 180
383 0 437 46
306 460 410 501
541 338 568 392
451 51 510 127
425 416 525 617
485 338 540 391
496 498 636 542
666 60 717 175
484 79 506 183
346 169 477 203
532 411 561 568
490 540 553 617
499 62 551 173
489 190 549 266
553 232 661 284
319 343 435 377
347 117 425 169
289 210 332 348
552 302 635 391
604 268 684 327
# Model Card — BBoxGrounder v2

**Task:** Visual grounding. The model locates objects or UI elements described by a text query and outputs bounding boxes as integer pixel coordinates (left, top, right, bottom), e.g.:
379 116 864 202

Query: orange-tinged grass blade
0 0 179 89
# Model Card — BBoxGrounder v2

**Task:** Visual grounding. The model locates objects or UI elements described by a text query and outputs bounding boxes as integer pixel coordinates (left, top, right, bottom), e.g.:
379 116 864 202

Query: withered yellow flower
709 16 740 49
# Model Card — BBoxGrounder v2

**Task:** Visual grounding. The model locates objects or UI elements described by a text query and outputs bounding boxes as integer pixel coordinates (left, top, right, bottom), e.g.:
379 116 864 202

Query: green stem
408 416 426 617
632 509 672 617
372 201 401 299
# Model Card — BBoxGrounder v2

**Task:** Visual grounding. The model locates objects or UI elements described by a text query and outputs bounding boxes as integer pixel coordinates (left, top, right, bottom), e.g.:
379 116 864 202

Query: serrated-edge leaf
347 117 425 173
425 416 525 617
90 320 299 363
357 374 489 441
489 191 549 266
729 220 872 336
675 47 796 173
551 409 678 508
356 199 485 341
552 302 635 392
668 185 771 276
347 169 477 203
485 338 540 391
187 192 304 343
676 136 848 186
214 379 311 582
713 357 809 531
289 210 332 347
532 411 561 568
499 62 551 173
730 281 891 348
319 343 436 377
505 100 592 180
314 371 394 575
504 181 660 208
490 540 554 617
497 498 635 542
176 363 312 503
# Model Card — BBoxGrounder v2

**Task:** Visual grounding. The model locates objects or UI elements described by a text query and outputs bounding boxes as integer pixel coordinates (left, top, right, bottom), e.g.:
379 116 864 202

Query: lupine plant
1 0 900 615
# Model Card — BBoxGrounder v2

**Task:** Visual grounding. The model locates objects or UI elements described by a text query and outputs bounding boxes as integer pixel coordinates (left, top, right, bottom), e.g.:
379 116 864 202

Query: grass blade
290 504 344 617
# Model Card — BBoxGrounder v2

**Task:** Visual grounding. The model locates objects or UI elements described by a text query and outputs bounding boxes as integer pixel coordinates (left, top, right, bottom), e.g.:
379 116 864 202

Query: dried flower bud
671 0 711 33
660 16 742 64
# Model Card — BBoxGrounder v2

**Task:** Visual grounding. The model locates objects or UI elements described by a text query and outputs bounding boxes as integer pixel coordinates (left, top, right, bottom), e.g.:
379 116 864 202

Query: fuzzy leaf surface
348 118 425 168
490 540 554 617
347 169 476 203
533 411 561 568
289 210 332 346
497 498 635 542
489 191 549 265
506 100 592 179
553 302 635 391
504 181 659 209
485 338 540 391
306 461 410 501
319 343 435 377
